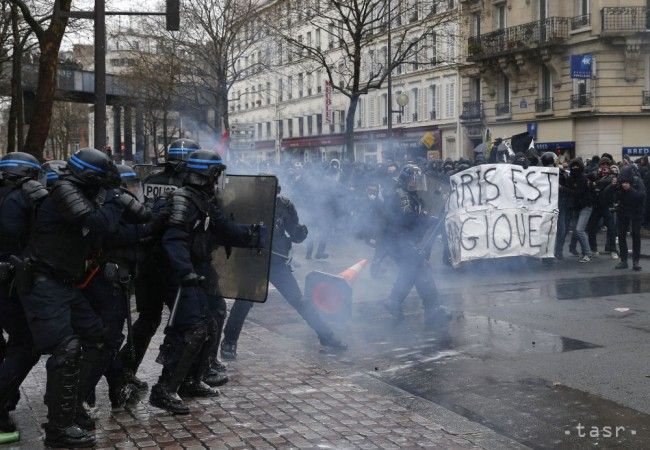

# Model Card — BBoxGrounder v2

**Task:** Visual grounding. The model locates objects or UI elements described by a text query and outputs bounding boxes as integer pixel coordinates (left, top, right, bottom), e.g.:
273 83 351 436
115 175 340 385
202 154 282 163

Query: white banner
445 164 559 266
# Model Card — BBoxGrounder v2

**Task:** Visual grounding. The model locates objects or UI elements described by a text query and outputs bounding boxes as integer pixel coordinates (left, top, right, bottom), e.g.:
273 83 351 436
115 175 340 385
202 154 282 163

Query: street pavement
4 234 650 449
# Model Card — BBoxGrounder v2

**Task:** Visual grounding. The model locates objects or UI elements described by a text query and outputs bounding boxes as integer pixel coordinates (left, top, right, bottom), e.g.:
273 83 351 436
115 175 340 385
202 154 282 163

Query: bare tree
45 100 86 160
270 0 457 161
9 0 73 160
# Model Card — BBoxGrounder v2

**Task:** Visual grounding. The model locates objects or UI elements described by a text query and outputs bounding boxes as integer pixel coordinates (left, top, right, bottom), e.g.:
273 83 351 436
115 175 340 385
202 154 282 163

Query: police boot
75 405 96 431
44 337 95 448
318 333 348 352
0 410 16 433
76 343 108 429
149 382 189 415
220 342 237 361
179 378 220 398
204 358 229 387
125 370 149 394
108 378 136 409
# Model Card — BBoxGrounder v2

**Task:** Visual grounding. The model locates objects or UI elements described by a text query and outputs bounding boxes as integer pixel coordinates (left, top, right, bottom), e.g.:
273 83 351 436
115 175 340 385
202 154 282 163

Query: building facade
228 0 464 164
459 0 650 160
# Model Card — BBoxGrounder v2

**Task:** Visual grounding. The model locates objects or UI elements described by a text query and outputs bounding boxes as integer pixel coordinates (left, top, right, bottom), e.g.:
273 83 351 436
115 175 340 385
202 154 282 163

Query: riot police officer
150 149 262 414
81 164 154 409
42 160 67 187
221 182 347 360
373 164 445 323
0 153 48 434
18 148 125 447
118 138 197 394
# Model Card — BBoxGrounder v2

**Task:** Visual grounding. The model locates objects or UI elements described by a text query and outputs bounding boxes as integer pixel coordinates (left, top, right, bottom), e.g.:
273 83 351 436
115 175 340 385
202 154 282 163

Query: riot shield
212 174 277 303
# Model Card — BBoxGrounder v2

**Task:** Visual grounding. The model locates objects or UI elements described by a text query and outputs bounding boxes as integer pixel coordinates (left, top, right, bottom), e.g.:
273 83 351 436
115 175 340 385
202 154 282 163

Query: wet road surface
246 242 650 449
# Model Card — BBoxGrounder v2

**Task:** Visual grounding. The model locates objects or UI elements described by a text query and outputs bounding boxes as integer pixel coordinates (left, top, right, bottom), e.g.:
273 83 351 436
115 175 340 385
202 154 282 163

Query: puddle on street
555 273 650 300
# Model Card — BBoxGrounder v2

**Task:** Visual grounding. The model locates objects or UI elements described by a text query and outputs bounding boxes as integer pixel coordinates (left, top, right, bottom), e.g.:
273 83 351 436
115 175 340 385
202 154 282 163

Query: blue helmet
167 138 201 162
42 160 68 186
67 148 120 188
0 152 43 183
184 150 226 187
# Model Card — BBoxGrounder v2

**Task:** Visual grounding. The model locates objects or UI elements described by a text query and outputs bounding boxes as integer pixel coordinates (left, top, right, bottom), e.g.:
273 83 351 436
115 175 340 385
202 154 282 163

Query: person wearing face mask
587 158 618 259
566 158 594 263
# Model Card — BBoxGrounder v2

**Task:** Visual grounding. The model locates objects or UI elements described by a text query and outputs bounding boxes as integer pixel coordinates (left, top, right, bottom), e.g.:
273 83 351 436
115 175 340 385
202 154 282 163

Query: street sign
421 131 437 149
622 147 650 156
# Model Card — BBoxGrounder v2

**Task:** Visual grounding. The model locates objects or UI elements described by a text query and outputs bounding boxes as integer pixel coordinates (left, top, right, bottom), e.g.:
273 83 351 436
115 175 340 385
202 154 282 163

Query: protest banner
444 164 559 266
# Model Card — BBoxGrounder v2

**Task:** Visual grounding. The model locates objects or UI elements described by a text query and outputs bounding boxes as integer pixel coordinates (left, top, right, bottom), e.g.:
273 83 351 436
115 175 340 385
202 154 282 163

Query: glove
181 273 206 287
292 224 308 243
117 191 151 223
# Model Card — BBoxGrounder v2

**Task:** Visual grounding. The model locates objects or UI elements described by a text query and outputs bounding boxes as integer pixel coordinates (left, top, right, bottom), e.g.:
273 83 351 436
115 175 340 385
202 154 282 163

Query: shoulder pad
167 189 195 228
21 179 48 203
50 179 94 221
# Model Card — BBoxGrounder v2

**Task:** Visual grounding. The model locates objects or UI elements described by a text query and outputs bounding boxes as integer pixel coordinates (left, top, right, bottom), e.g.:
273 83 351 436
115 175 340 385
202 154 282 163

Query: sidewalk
9 316 525 449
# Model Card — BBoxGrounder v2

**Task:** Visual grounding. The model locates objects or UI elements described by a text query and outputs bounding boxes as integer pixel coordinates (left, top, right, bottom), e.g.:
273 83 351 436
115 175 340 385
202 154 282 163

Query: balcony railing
571 93 593 109
602 7 649 33
643 91 650 106
460 100 483 121
467 17 570 61
571 14 591 30
495 102 511 116
535 97 553 112
412 112 418 121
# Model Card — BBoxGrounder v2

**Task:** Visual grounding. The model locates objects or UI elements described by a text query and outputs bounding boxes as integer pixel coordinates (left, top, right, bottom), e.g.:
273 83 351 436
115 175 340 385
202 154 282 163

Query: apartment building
228 0 464 164
459 0 650 160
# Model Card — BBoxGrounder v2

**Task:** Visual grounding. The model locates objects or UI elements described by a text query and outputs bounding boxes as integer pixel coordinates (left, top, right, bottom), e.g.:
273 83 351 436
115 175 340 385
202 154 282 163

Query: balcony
495 102 511 116
467 17 570 61
460 100 483 122
571 14 591 30
535 97 553 112
644 91 650 107
571 93 593 109
602 7 649 34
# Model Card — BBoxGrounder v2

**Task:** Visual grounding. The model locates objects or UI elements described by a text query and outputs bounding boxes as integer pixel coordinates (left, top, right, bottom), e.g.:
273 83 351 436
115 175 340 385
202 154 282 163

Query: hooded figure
613 166 646 270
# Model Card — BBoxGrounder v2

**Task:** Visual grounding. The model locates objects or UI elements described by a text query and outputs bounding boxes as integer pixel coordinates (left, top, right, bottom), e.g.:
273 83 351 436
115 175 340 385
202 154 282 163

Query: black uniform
222 195 345 358
0 179 47 425
376 183 441 320
119 164 183 382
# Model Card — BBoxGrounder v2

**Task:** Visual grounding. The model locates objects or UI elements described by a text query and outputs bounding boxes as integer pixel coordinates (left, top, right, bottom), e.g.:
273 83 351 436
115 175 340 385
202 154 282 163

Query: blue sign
535 141 575 151
520 99 528 109
622 147 650 156
527 122 537 139
571 54 593 79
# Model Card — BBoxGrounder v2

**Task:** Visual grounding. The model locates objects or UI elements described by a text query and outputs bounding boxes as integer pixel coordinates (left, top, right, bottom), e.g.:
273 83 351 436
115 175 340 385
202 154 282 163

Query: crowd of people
0 138 648 448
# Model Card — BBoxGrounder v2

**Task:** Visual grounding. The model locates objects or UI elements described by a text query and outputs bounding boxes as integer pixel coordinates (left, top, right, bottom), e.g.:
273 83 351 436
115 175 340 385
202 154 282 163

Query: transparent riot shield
212 174 277 303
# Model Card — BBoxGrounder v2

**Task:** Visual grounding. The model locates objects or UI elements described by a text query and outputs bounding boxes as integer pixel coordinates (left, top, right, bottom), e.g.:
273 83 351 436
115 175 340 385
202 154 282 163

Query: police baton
167 285 183 329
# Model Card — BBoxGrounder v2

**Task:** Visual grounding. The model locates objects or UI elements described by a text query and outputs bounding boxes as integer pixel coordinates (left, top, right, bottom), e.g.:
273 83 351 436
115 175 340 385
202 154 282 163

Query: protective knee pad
47 336 81 372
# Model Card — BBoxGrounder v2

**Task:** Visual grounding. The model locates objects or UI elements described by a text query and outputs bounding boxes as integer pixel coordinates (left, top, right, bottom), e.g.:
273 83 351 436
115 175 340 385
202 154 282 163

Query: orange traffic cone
337 259 368 283
307 259 369 319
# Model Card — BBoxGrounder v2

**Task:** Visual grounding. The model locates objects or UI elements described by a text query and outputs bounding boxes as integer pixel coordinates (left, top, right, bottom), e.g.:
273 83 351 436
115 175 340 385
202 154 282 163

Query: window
429 33 437 64
539 0 548 20
298 117 304 136
381 93 388 124
307 73 313 95
288 76 293 99
266 122 271 137
298 73 304 97
316 29 322 49
470 77 481 101
577 0 590 16
307 115 313 135
445 79 456 118
307 32 312 47
357 98 364 127
338 110 345 132
287 118 293 137
328 24 335 49
471 13 481 37
317 71 322 93
278 42 283 65
278 120 284 138
428 85 437 119
412 42 419 71
411 88 419 121
497 74 510 114
266 82 271 105
278 79 284 101
257 123 263 138
540 66 552 100
369 49 375 77
496 4 507 30
316 114 323 134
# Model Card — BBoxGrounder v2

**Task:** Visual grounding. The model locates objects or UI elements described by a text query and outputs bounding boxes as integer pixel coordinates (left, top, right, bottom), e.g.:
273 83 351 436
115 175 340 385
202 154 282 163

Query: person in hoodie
566 158 594 262
587 158 618 259
607 166 646 270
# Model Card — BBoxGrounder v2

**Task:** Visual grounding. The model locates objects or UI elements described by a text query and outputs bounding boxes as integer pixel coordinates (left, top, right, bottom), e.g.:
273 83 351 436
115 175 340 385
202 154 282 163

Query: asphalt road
242 235 650 450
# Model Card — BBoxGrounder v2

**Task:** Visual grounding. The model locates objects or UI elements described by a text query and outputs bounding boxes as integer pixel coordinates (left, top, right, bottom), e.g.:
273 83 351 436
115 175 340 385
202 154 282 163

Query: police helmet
184 150 226 187
397 164 426 192
168 138 200 162
67 148 120 188
0 152 43 183
116 163 144 202
540 152 557 167
42 160 67 186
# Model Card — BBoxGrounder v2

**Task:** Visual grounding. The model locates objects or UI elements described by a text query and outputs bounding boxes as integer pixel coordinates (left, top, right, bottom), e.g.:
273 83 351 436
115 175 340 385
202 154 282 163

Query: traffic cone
306 259 369 319
337 259 368 283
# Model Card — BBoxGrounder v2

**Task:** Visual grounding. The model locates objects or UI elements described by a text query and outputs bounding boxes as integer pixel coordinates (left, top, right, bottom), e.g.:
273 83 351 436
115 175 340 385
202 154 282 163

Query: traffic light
166 0 180 31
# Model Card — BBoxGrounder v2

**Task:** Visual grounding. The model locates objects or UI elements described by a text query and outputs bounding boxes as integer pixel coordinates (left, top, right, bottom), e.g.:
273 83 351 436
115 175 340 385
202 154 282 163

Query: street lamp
396 92 409 110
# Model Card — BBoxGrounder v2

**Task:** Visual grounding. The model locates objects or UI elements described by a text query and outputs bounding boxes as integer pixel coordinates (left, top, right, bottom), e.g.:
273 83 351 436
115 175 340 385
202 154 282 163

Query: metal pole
94 0 107 150
386 0 393 162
